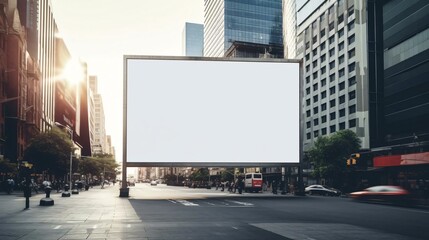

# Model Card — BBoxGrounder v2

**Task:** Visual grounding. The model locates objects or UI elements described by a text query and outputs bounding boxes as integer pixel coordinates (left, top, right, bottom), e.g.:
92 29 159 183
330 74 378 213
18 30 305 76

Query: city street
0 183 428 239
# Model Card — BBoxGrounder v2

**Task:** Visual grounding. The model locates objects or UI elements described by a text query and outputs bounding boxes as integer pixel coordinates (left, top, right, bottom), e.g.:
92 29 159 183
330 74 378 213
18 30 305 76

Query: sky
51 0 204 165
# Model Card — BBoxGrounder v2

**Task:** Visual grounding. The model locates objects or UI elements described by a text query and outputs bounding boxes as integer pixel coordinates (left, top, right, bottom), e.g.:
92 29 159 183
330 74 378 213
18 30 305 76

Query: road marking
232 227 238 230
167 199 177 204
176 200 199 206
54 225 61 229
205 202 215 206
225 200 254 206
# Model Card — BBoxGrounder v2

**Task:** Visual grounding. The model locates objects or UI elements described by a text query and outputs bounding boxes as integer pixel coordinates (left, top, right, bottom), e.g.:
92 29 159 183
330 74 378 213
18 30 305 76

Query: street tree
0 157 17 175
79 154 119 182
308 130 361 189
23 127 73 178
189 168 209 182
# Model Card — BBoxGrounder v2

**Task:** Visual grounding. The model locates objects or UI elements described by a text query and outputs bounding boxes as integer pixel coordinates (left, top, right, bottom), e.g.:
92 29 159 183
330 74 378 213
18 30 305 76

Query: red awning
374 152 429 167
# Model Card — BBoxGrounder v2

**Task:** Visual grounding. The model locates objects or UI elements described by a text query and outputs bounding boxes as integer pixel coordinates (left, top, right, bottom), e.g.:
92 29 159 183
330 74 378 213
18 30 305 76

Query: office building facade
183 22 204 57
204 0 283 57
286 0 369 151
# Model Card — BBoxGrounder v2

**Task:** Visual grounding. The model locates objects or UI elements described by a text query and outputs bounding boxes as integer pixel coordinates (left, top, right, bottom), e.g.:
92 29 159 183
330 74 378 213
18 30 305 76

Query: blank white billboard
124 56 300 166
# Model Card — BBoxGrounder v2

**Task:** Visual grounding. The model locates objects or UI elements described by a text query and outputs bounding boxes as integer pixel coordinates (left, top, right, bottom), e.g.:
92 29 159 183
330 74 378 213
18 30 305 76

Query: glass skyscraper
204 0 283 57
183 22 204 57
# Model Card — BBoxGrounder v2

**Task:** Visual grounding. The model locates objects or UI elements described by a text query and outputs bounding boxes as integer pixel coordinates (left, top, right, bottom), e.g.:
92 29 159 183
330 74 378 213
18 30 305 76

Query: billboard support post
120 57 129 197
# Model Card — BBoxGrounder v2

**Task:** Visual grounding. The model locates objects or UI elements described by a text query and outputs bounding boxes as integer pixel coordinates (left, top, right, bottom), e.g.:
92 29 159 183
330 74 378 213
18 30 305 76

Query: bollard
62 184 71 197
72 183 79 194
40 186 54 206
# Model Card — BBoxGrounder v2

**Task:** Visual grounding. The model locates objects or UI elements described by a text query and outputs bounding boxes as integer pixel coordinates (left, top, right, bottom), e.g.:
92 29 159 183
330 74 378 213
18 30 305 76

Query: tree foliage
0 158 17 174
189 168 209 181
308 130 361 188
23 127 73 177
79 154 119 180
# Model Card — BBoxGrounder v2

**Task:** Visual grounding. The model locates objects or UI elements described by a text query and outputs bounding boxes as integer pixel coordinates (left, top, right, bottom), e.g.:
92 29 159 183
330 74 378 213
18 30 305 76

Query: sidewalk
0 185 142 240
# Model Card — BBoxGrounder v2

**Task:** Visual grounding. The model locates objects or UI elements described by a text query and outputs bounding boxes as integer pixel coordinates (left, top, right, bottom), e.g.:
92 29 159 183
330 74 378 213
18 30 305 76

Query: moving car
150 180 157 186
350 185 410 205
305 185 341 196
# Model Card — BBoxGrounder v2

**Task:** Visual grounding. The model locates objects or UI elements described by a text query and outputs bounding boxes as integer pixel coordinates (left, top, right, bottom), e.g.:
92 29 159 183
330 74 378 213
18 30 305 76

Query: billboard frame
121 55 303 196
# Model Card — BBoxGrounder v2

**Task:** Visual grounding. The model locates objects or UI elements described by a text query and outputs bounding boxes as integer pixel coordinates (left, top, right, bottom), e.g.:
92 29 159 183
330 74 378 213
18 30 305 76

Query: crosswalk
167 199 255 207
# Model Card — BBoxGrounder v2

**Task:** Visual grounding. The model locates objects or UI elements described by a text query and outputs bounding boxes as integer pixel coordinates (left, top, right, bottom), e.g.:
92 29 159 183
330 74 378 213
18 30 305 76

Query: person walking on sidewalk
272 180 278 194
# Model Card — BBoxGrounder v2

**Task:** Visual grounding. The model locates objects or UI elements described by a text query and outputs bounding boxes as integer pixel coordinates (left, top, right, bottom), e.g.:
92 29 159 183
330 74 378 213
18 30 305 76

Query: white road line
176 200 199 206
53 225 61 229
232 227 238 230
225 200 254 206
167 199 177 204
205 202 215 206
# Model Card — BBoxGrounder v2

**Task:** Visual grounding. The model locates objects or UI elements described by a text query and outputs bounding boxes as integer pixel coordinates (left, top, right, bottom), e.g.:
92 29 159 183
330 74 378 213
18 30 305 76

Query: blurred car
305 185 341 196
350 185 410 205
150 180 157 186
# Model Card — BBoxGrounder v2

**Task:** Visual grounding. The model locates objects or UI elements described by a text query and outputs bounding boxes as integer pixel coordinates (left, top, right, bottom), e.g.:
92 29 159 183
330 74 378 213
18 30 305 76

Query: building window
306 65 310 72
313 60 318 68
338 14 344 24
321 78 326 86
321 115 327 123
321 54 326 62
330 112 336 120
329 36 335 44
306 54 310 61
330 86 336 95
306 98 311 106
320 42 326 50
339 108 345 117
313 72 318 79
348 34 355 44
313 49 318 56
339 81 345 90
306 110 311 117
306 42 310 49
320 13 326 22
321 103 327 110
329 6 334 14
339 68 345 77
329 61 335 70
349 76 356 86
306 87 311 95
313 83 318 91
307 132 311 139
339 55 345 64
349 119 356 128
348 20 355 31
306 76 310 84
306 121 311 128
349 90 356 100
339 95 345 104
339 122 345 130
321 29 326 37
329 22 334 31
348 48 355 58
313 107 319 114
348 6 354 16
349 104 356 114
314 118 319 126
330 99 336 107
329 48 335 57
338 29 344 38
321 66 326 74
329 73 335 82
314 130 319 138
313 35 318 43
330 125 336 133
321 128 327 135
321 91 327 99
338 42 344 51
313 95 318 103
348 63 356 72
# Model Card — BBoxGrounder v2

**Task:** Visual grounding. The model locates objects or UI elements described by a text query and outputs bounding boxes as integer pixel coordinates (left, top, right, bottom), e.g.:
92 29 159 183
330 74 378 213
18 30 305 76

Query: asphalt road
128 183 429 240
0 183 427 240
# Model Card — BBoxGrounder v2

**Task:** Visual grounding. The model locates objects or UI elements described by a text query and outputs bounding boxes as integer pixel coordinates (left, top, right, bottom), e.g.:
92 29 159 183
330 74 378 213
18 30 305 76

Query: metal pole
69 151 72 185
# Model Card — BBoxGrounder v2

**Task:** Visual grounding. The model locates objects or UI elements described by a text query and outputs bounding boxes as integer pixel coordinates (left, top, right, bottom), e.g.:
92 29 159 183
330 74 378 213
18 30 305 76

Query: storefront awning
374 152 429 167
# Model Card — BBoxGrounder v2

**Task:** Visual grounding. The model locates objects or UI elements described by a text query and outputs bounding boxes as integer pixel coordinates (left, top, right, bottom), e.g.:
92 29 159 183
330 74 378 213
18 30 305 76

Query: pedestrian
262 181 267 192
272 180 278 194
237 178 243 194
6 178 14 194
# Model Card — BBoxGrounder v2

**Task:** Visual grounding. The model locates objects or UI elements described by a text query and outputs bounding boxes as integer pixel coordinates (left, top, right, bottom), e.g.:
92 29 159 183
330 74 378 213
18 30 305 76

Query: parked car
150 180 157 186
349 185 411 205
305 185 341 196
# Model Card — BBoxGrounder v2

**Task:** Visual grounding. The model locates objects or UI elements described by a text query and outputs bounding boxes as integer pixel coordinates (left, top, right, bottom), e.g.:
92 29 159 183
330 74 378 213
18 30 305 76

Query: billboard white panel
125 57 300 166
